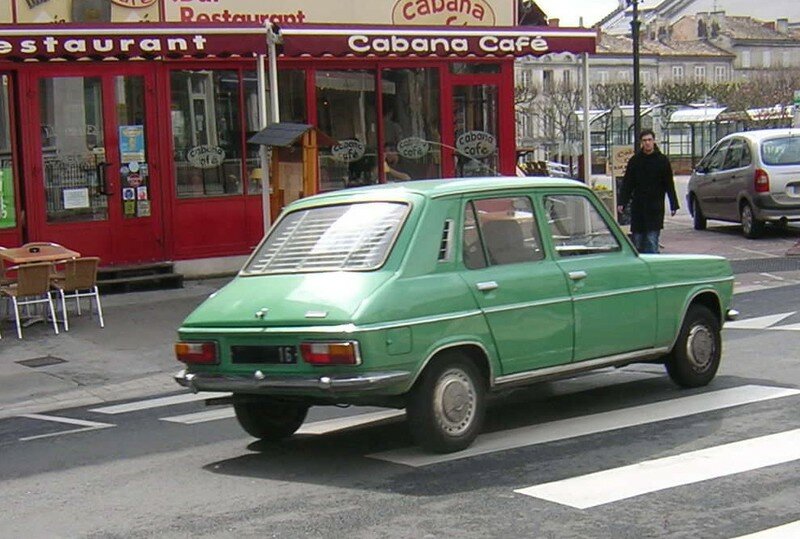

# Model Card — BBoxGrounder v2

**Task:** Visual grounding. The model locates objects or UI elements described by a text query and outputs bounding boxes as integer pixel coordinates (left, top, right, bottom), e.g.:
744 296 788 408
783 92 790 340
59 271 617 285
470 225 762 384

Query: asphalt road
1 285 799 538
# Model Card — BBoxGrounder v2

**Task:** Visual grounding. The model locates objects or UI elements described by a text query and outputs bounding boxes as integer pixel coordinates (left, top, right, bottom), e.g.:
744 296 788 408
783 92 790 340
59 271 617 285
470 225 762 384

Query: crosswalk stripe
367 384 800 467
296 410 405 435
731 520 800 539
89 392 230 414
725 312 796 330
515 428 800 509
771 323 800 331
18 414 115 442
160 407 235 424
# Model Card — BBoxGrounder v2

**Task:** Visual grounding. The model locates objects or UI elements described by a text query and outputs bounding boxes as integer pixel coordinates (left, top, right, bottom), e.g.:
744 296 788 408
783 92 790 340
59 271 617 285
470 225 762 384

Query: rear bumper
174 368 411 396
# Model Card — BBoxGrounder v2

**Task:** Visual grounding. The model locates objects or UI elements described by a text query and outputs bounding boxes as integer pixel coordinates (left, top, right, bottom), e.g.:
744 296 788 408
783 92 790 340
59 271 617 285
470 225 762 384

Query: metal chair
0 261 60 339
50 257 104 331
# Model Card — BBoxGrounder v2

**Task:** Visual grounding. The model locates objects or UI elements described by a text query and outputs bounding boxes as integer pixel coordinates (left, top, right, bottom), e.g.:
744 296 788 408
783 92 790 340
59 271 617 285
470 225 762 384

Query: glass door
31 67 162 264
444 83 500 178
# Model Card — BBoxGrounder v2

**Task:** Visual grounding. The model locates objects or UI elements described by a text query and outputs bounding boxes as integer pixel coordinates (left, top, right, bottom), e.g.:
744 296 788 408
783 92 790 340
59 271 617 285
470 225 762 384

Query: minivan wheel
407 353 485 453
233 396 309 441
740 203 764 239
666 305 721 388
691 196 707 230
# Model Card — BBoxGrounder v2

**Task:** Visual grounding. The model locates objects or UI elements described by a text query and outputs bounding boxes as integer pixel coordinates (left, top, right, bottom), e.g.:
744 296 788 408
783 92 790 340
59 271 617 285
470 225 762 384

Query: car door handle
568 271 587 281
476 281 498 292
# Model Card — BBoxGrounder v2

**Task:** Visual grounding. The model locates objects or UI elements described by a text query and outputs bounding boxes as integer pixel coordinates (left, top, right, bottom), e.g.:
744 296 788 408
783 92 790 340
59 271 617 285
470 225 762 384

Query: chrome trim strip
494 347 670 388
179 309 485 335
572 285 655 301
482 297 570 314
174 369 410 394
656 276 735 290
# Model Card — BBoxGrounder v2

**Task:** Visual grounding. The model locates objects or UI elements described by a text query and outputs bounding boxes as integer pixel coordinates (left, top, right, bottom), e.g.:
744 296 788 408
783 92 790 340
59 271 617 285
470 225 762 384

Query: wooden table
0 245 81 265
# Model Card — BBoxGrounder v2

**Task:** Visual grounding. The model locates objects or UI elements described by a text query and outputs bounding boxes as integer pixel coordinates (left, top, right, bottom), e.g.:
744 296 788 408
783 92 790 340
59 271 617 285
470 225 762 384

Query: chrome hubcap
433 368 475 435
686 325 715 372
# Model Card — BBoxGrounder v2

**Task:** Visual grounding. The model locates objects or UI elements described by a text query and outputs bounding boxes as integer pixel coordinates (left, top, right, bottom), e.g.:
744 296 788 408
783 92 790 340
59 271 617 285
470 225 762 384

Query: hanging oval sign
187 145 225 169
397 137 430 160
331 139 366 163
109 0 157 8
456 130 497 159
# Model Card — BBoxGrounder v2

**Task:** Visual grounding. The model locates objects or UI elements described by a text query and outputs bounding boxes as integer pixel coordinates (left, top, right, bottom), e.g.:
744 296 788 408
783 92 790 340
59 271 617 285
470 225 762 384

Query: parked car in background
175 177 736 454
687 129 800 238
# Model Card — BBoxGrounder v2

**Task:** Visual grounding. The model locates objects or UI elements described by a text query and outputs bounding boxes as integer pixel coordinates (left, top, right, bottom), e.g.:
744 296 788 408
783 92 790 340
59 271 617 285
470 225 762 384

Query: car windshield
242 202 409 274
761 137 800 166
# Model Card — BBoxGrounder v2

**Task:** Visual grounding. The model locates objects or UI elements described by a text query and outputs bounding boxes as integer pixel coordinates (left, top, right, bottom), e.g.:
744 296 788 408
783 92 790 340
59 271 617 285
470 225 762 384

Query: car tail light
754 169 770 193
300 341 361 365
175 341 218 364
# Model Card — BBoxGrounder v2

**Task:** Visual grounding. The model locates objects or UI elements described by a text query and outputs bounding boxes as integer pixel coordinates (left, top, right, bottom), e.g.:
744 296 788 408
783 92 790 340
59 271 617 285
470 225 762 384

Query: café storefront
0 7 595 268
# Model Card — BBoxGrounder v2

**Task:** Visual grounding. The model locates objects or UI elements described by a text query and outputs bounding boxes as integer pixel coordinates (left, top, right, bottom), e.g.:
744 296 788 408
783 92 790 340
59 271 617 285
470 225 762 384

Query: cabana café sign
279 26 597 58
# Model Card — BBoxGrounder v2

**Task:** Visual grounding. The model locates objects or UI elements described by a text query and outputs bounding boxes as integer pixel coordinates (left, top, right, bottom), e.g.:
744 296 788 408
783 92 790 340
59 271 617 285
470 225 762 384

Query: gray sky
535 0 622 27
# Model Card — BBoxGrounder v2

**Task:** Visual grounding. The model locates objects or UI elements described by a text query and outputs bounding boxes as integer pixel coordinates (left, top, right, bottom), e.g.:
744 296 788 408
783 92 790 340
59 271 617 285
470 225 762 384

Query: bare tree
530 80 584 162
591 82 634 109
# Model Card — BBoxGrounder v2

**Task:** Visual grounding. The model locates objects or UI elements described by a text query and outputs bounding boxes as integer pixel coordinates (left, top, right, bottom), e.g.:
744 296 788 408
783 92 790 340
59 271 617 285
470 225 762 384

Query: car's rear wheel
666 305 721 388
407 353 485 453
691 195 707 230
740 202 764 239
233 396 309 440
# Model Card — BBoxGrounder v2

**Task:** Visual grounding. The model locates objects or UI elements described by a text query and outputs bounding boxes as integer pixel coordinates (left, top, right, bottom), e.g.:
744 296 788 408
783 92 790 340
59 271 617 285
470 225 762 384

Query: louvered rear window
242 202 409 274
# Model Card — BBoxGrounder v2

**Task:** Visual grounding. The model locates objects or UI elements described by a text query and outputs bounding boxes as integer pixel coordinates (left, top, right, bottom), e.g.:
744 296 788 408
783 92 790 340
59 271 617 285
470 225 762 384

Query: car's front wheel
666 305 721 388
233 396 309 440
740 202 764 239
407 353 485 453
691 195 707 230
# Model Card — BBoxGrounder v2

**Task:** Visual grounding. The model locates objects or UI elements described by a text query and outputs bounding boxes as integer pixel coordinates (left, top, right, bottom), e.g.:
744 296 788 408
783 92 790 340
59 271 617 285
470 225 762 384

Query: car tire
233 396 309 441
691 196 707 231
406 353 485 453
666 305 721 388
740 202 764 239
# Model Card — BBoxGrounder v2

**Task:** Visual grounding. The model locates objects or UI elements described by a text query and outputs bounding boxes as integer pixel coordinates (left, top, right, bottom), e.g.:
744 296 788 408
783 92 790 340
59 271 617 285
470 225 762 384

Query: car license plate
231 345 298 364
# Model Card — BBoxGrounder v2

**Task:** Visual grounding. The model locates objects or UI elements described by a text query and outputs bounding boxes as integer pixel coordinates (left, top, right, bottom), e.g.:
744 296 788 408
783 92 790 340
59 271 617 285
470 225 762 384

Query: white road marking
771 323 800 331
733 247 781 258
296 410 405 435
159 407 405 434
89 392 230 414
725 312 796 330
731 520 800 539
515 428 800 509
367 385 800 467
159 407 235 424
19 413 115 442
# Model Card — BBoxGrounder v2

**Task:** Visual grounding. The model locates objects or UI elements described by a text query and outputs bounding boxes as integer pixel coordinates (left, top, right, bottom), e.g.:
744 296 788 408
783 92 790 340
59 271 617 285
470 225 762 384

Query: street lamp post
628 0 642 144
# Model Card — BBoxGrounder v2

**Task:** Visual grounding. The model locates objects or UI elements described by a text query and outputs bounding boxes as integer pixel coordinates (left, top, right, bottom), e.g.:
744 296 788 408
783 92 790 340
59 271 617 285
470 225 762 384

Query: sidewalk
1 217 799 419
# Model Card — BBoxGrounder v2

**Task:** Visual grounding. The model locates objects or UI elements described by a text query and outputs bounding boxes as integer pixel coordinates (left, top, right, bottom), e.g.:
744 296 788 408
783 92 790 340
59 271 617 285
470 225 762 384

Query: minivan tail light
175 341 218 364
754 169 770 193
300 341 361 365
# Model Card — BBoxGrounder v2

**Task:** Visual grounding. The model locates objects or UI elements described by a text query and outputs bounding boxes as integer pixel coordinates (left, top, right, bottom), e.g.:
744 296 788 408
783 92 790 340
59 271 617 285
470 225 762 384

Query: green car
175 177 736 453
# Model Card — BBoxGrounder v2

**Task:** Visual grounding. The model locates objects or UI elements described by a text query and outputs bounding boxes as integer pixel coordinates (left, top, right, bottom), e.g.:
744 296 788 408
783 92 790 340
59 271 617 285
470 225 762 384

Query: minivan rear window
761 137 800 166
242 202 409 274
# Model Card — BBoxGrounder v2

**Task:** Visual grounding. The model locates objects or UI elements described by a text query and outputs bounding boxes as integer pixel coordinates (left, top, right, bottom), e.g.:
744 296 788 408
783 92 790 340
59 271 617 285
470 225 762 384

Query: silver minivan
687 129 800 238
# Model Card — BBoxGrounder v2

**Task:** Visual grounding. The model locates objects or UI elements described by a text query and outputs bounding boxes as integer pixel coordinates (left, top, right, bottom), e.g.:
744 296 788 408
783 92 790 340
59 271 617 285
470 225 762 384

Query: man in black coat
617 129 679 253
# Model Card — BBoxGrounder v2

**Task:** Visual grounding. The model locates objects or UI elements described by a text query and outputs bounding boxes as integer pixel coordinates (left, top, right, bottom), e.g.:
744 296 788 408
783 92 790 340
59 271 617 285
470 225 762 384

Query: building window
617 70 630 82
316 70 378 191
714 65 727 83
543 70 554 93
672 65 684 82
642 71 652 87
741 50 751 68
694 65 706 82
783 51 791 67
380 68 441 182
170 70 245 199
762 50 771 68
243 69 306 196
562 70 571 86
598 71 609 84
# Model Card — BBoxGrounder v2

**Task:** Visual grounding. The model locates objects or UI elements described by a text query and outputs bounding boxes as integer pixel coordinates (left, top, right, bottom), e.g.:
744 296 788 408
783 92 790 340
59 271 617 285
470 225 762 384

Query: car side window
462 197 543 268
544 194 621 257
707 140 730 172
740 140 752 167
723 139 745 170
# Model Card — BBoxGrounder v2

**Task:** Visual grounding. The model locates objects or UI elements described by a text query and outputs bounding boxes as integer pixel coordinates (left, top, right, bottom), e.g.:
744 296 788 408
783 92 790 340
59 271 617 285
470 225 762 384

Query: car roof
725 128 800 143
291 176 590 207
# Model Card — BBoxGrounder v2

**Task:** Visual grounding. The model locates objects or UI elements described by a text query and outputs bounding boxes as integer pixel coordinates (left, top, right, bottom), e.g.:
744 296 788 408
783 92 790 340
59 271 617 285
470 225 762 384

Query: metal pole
630 0 642 144
582 52 592 184
256 52 271 233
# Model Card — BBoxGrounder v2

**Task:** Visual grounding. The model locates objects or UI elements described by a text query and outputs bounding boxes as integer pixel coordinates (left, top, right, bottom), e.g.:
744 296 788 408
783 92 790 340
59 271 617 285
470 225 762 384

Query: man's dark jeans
633 230 660 254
